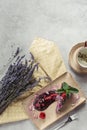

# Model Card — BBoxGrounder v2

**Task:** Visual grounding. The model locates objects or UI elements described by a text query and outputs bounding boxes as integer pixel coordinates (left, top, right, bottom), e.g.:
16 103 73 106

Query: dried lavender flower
0 52 39 114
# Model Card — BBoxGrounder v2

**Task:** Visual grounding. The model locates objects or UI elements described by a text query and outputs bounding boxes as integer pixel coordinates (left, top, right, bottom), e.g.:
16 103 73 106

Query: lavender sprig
0 53 42 114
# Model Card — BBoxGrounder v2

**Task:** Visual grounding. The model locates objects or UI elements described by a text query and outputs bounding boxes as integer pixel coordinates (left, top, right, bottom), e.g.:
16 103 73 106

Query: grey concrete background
0 0 87 130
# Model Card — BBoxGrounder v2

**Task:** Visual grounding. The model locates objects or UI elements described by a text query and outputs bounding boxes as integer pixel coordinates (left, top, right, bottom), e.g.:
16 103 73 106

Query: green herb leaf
66 89 69 94
57 82 79 95
68 87 79 93
62 82 69 90
57 89 65 93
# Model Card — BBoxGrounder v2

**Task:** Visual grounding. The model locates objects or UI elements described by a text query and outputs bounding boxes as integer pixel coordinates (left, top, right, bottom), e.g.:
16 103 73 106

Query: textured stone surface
0 0 87 130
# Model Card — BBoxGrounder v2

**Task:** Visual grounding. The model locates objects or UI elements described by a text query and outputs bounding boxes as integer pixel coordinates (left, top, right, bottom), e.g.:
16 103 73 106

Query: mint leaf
62 82 69 90
66 89 69 94
56 82 79 95
68 87 79 93
57 89 65 93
